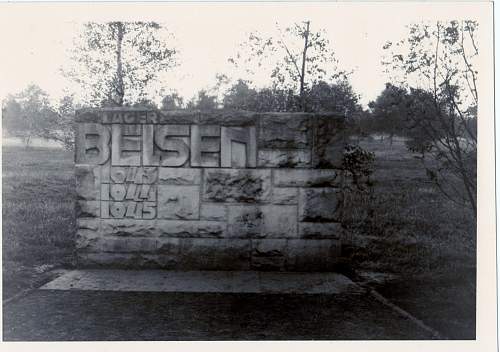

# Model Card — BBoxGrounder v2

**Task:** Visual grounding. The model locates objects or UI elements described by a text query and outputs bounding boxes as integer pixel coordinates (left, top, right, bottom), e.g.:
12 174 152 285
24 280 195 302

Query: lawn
342 136 476 339
2 146 76 299
2 140 476 339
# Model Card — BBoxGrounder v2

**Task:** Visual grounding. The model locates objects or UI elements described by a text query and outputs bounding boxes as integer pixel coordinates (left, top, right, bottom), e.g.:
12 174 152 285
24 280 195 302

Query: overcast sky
0 2 489 108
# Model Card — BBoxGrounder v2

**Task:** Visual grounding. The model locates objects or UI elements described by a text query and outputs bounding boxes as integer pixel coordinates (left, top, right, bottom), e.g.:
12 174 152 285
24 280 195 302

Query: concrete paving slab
40 269 363 295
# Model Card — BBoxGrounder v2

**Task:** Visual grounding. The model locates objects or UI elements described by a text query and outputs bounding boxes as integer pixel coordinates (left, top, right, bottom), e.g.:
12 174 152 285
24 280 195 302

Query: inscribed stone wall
75 108 346 271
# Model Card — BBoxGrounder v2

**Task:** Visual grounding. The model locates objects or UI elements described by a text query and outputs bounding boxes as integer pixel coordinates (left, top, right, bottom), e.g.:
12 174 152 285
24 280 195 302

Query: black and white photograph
0 1 496 348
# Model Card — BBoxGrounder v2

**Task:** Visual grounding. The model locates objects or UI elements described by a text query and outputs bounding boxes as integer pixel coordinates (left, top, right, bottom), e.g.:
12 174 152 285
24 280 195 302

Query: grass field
2 140 476 339
2 146 76 299
343 137 476 339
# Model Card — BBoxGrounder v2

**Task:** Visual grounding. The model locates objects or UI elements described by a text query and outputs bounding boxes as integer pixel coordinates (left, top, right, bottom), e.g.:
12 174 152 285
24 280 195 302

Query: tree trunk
300 21 310 112
115 22 125 106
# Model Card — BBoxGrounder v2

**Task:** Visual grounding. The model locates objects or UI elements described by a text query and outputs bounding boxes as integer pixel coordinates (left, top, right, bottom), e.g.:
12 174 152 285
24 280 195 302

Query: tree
368 83 410 145
161 92 184 110
65 21 177 107
186 90 218 110
222 80 258 110
132 99 158 109
306 80 362 115
228 21 349 111
53 94 79 150
222 79 361 115
2 85 60 147
384 20 478 215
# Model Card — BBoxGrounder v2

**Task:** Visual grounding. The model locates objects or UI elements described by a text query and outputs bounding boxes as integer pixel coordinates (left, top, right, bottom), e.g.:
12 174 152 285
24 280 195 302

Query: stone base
77 238 341 272
41 269 361 294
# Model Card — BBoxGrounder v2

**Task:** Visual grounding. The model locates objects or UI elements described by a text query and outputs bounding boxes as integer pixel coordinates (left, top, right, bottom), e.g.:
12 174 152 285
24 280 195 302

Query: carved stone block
203 169 271 203
75 165 100 201
257 149 311 168
75 123 111 165
258 113 311 149
271 187 298 205
298 188 342 222
190 125 220 167
251 239 287 271
154 125 190 167
200 204 227 221
220 126 256 168
227 205 297 238
111 124 141 166
312 116 345 168
285 239 341 271
157 185 200 220
158 168 201 185
273 169 339 187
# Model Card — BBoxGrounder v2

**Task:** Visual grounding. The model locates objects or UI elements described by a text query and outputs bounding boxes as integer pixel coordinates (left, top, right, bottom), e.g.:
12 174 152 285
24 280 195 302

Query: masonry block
273 169 339 187
257 149 311 168
200 204 227 221
75 165 101 201
227 205 297 238
258 113 311 149
313 115 345 168
75 109 345 271
286 239 341 271
271 187 299 205
298 188 343 222
157 185 200 220
101 219 226 238
203 169 271 203
158 168 201 185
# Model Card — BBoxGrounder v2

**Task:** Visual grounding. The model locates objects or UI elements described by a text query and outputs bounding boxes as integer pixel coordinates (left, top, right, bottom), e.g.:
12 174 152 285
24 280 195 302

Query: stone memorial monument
75 108 345 271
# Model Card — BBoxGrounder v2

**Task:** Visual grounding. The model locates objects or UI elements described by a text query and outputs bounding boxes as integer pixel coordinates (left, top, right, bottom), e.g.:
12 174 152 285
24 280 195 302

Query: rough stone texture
151 111 199 124
313 115 345 168
76 201 100 218
199 110 259 126
75 219 100 251
203 169 271 203
251 239 287 271
273 169 339 187
227 205 297 239
286 239 341 271
157 185 200 220
158 168 201 185
250 239 341 271
298 188 342 222
101 219 226 238
258 113 311 149
75 108 346 271
271 187 298 205
75 165 100 201
79 236 159 253
298 222 342 239
78 238 251 270
200 204 227 221
257 149 311 168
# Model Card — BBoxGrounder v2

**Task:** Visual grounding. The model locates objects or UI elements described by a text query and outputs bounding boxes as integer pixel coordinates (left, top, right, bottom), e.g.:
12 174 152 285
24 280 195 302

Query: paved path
3 270 436 340
40 269 363 294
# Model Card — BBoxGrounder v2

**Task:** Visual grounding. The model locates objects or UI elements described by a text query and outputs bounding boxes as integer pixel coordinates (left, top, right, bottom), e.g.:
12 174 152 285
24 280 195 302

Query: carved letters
190 125 220 167
77 123 256 168
78 122 258 220
101 167 158 219
76 123 111 165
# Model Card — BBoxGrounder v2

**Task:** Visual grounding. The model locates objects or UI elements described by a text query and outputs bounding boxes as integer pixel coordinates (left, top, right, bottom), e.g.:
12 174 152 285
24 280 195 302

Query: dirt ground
3 290 435 341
